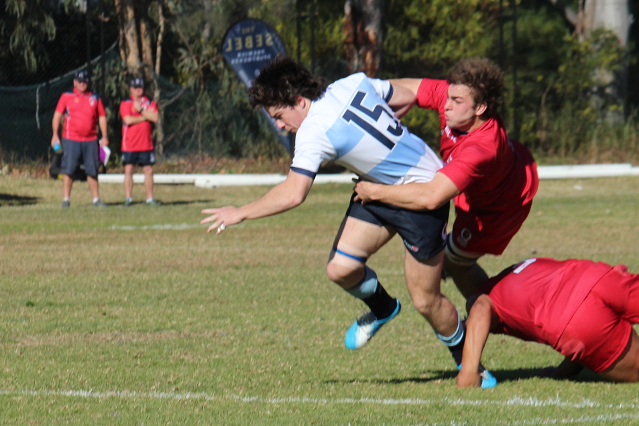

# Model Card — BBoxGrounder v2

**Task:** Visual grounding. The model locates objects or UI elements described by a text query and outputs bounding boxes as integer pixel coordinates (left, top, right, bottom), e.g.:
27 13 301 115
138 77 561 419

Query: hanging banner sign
222 19 294 155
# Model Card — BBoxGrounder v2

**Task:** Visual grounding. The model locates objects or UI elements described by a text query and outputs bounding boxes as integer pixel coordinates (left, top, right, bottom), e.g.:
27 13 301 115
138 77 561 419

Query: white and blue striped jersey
291 73 443 184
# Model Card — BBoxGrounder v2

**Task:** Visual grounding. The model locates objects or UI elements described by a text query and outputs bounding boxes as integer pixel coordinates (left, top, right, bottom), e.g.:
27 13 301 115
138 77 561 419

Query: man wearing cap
52 69 109 208
119 77 160 206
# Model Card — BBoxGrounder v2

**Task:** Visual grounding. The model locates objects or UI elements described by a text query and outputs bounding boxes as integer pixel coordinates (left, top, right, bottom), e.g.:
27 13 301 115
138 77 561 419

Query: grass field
1 175 639 425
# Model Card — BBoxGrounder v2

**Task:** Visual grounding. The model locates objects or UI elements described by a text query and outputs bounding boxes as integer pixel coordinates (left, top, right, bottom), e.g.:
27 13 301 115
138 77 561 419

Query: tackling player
201 57 495 387
354 58 539 299
458 257 639 387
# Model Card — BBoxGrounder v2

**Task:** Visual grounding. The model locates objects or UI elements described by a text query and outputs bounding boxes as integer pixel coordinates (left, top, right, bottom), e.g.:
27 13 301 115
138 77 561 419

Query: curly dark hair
446 58 503 118
248 57 327 109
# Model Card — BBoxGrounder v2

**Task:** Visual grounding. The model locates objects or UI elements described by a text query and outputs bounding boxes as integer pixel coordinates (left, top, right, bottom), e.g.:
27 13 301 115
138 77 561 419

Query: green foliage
249 0 347 79
155 0 286 158
522 27 628 157
553 29 624 109
0 0 55 73
1 0 636 162
383 0 499 78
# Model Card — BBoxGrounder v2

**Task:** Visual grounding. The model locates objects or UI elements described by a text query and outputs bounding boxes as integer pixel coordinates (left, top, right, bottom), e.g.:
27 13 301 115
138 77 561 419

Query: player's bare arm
457 294 496 388
51 111 62 145
141 107 159 123
122 115 149 126
354 172 459 211
201 169 314 234
98 116 109 146
387 78 421 118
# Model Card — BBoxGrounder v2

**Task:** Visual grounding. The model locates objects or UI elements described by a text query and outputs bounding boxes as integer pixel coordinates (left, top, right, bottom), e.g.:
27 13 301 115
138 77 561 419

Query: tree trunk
116 0 141 74
138 0 154 79
584 0 632 46
344 0 384 77
548 0 631 46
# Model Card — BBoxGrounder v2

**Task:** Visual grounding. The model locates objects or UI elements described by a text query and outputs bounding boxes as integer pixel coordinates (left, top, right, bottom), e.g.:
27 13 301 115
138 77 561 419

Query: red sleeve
55 94 68 114
416 78 448 111
439 138 496 193
120 100 131 118
97 98 106 117
148 100 158 113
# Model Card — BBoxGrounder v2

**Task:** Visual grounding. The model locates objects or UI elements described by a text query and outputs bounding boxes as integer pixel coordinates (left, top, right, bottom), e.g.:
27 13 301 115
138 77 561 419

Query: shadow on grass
323 367 605 386
117 199 217 207
0 193 39 207
160 199 216 206
323 370 457 385
493 367 605 384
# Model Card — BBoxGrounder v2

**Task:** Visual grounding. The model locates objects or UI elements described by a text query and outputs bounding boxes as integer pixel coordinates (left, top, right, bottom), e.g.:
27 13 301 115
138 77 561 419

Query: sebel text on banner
222 19 294 155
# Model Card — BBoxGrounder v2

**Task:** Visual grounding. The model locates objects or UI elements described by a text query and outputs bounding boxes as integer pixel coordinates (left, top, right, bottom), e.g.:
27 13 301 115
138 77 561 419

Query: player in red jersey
457 257 639 387
354 58 539 299
120 78 160 206
52 69 109 208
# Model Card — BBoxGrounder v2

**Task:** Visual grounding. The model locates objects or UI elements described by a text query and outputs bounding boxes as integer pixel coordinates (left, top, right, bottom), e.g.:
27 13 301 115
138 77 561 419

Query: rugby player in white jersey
201 58 495 387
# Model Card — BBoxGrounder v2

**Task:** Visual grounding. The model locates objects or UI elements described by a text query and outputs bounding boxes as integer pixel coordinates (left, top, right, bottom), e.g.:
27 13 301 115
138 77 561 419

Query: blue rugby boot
344 299 401 350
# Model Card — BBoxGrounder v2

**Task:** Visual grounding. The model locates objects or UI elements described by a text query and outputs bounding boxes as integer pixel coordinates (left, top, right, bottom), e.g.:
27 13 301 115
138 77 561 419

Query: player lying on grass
354 58 538 299
457 257 639 388
201 57 495 387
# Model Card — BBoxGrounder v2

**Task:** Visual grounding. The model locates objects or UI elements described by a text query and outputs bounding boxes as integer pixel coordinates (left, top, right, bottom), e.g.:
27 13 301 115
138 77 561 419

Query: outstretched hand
201 206 243 234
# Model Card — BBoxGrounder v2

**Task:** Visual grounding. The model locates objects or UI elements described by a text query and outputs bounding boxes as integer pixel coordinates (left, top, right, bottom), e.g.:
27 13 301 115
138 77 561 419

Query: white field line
3 390 638 426
397 413 639 426
0 389 636 410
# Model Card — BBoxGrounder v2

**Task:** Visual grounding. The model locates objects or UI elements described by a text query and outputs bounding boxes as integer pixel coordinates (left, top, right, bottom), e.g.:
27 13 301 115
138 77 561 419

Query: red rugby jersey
120 96 158 152
55 89 106 142
485 258 614 347
415 79 538 215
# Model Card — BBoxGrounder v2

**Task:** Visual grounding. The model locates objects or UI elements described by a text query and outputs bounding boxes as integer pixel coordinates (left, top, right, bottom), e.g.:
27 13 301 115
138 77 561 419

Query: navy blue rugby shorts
122 150 156 166
346 193 449 261
61 138 100 176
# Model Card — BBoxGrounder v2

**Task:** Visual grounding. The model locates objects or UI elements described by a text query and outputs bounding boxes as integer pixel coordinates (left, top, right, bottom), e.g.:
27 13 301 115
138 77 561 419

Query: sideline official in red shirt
51 69 109 208
119 78 160 207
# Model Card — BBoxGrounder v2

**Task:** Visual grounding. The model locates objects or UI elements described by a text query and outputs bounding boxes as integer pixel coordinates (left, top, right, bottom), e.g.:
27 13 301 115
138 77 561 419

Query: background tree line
0 0 637 163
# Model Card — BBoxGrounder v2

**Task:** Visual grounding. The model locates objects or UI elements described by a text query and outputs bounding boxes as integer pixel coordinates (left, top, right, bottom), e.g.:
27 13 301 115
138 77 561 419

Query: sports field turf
1 175 638 425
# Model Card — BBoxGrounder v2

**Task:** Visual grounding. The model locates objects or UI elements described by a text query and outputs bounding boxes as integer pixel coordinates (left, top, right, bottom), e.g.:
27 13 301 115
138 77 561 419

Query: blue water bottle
53 142 61 153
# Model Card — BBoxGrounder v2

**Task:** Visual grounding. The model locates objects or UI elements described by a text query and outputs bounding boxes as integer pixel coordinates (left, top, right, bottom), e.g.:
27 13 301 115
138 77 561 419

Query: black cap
74 70 90 83
130 78 145 88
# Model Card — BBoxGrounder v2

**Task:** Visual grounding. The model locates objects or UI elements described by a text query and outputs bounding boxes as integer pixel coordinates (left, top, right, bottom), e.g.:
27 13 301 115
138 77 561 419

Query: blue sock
346 266 396 319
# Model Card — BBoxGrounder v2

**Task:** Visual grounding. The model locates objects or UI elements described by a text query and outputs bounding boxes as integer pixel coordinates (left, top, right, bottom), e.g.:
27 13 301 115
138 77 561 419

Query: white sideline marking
0 389 636 410
398 413 639 426
3 390 638 425
98 164 639 187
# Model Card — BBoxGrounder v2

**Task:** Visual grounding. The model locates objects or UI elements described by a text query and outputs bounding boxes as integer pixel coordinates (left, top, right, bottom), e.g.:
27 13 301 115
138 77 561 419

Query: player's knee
411 292 440 318
326 260 361 285
327 247 368 285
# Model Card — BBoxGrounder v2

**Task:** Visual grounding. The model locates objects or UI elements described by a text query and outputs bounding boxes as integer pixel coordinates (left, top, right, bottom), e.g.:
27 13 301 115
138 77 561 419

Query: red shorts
556 265 639 373
450 200 533 256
